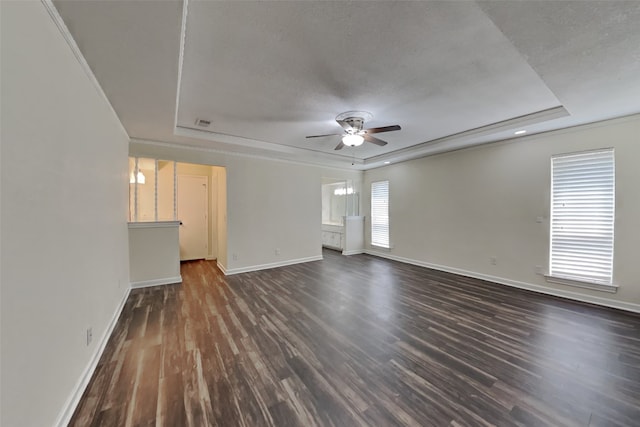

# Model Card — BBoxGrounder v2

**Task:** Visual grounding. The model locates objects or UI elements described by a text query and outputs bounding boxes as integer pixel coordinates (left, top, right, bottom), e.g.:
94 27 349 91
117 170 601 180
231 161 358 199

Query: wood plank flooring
70 249 640 426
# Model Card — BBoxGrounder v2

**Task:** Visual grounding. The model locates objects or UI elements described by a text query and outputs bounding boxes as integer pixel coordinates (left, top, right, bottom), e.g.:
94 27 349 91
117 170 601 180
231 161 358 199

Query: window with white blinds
550 149 615 285
371 180 390 248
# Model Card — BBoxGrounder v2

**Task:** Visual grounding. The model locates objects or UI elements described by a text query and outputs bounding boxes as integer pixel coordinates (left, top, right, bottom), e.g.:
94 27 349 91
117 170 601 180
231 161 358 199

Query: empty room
2 1 640 426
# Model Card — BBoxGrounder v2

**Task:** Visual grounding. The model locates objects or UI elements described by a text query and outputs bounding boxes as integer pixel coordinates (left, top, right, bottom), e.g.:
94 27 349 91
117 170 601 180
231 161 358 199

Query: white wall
129 223 181 287
227 156 321 271
363 115 640 311
129 143 363 273
1 2 130 426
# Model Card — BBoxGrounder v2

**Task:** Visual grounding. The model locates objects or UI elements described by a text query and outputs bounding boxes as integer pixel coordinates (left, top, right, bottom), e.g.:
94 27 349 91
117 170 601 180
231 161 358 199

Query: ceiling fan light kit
306 110 401 151
342 134 365 147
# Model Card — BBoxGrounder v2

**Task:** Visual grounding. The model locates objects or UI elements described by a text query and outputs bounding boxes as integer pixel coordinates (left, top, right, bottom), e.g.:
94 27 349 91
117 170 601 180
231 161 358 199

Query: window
550 149 614 285
371 180 389 248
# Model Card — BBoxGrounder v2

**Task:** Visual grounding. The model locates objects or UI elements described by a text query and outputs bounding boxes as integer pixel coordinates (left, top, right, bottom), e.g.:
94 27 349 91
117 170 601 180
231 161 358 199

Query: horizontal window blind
550 149 614 284
371 180 389 248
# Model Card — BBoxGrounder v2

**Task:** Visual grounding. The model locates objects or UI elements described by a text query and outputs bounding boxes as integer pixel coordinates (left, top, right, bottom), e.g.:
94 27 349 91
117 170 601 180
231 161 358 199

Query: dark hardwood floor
70 249 640 426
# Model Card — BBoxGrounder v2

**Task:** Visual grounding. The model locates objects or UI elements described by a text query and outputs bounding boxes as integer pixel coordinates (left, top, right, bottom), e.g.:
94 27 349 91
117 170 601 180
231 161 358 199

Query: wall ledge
54 287 131 427
223 255 323 276
365 250 640 314
128 221 180 229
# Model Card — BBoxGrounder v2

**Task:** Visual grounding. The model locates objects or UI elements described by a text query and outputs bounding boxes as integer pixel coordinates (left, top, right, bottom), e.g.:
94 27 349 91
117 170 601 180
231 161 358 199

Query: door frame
177 174 209 261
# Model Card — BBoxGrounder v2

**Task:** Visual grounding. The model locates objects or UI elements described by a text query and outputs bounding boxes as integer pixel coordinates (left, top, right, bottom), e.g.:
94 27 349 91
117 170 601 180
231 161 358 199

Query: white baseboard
217 261 228 275
130 276 182 289
365 250 640 314
342 249 365 256
223 255 323 275
55 287 131 427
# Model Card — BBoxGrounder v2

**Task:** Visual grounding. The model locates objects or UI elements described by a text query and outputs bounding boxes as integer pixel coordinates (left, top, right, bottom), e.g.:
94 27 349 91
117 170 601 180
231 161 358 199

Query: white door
178 175 208 261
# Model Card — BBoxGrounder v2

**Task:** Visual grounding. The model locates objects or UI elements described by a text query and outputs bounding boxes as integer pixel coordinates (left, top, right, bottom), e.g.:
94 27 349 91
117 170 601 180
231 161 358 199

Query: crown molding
129 137 366 171
41 0 129 140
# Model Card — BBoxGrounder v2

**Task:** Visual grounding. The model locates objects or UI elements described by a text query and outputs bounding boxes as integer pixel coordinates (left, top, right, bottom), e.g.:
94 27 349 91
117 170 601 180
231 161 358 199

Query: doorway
178 175 208 260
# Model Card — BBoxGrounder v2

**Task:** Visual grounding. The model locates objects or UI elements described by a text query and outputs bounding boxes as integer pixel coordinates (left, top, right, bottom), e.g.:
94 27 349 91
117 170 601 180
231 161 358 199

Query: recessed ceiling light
514 130 527 135
384 161 390 164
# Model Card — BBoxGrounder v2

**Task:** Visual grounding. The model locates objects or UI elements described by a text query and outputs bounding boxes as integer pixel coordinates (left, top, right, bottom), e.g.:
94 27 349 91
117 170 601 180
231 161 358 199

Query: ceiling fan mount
306 111 401 150
335 111 373 132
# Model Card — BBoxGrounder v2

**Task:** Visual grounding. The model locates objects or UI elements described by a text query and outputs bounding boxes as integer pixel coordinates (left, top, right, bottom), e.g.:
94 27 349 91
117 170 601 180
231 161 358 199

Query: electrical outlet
275 248 280 256
490 257 497 266
535 265 544 275
232 253 238 261
86 327 93 346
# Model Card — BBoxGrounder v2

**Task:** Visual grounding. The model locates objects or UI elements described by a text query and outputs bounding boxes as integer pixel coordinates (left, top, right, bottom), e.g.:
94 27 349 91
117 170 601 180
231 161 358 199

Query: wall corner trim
223 255 323 276
54 287 131 427
130 276 182 289
217 261 228 275
365 250 640 314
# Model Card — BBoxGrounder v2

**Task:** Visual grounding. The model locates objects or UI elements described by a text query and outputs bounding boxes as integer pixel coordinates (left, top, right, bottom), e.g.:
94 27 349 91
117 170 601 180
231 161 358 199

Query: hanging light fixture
334 187 355 196
342 134 364 147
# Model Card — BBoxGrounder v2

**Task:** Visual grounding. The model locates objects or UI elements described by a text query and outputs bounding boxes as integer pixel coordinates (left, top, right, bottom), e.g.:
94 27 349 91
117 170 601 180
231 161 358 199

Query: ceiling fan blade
334 141 345 150
365 125 401 134
364 134 388 146
306 133 342 139
336 120 354 132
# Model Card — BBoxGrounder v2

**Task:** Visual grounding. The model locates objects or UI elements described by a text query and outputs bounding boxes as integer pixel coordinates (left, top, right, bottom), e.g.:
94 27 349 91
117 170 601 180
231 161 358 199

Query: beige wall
1 2 130 426
363 115 640 311
130 143 363 273
157 160 175 220
135 158 157 221
217 167 228 268
173 162 224 260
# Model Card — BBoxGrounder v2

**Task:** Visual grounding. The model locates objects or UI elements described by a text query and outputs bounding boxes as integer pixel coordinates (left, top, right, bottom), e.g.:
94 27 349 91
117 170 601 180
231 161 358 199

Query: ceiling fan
306 111 401 150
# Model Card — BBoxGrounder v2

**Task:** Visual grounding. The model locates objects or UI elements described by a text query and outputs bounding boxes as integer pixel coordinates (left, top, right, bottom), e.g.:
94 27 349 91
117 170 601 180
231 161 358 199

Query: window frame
371 180 390 249
548 148 615 290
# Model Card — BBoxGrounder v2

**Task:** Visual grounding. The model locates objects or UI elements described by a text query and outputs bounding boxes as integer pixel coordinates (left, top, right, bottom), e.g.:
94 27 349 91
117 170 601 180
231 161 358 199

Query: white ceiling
53 0 640 170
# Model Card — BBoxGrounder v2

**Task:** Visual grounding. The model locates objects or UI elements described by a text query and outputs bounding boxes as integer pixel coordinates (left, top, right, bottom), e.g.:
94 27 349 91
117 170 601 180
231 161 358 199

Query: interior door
178 175 208 261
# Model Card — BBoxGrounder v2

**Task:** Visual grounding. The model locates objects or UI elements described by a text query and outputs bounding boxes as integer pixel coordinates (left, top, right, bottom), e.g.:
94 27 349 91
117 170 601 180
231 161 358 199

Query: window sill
370 244 392 251
544 275 618 293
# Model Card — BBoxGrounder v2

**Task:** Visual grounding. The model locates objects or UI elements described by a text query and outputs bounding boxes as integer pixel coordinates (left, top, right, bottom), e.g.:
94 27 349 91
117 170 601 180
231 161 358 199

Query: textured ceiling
53 0 640 169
